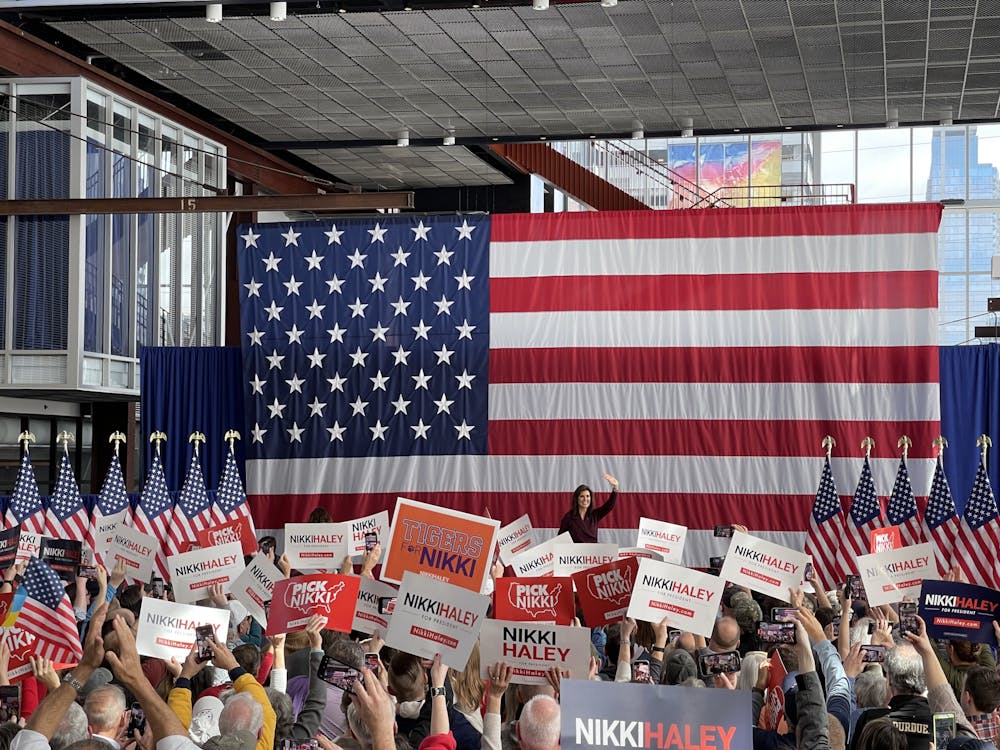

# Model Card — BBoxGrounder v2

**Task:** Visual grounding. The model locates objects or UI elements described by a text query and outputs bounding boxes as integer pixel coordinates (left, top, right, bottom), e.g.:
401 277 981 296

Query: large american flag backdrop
238 204 942 566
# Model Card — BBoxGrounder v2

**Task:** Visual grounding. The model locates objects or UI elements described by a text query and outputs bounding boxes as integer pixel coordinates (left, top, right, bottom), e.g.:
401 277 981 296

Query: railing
690 183 856 208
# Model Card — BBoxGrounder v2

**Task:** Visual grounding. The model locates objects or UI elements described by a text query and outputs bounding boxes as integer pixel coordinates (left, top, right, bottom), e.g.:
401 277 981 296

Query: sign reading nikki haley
719 531 809 602
561 680 751 750
918 579 1000 643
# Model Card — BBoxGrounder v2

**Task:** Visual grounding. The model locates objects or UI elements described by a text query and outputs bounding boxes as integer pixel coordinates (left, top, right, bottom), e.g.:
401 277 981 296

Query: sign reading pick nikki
856 542 937 608
719 532 809 602
626 559 723 637
267 573 361 635
479 620 592 685
561 679 751 750
493 577 575 625
167 541 245 604
918 579 1000 643
572 558 639 628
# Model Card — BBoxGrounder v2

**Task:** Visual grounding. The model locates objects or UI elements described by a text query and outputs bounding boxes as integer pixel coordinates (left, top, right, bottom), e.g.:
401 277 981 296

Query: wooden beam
0 192 414 216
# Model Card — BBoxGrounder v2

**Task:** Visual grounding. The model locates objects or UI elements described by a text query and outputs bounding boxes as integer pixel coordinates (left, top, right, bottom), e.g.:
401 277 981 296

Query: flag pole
149 431 167 458
897 435 911 461
822 435 836 459
57 430 74 457
224 429 240 455
933 435 947 466
109 431 127 457
189 431 206 458
18 430 35 456
861 436 874 459
976 434 991 469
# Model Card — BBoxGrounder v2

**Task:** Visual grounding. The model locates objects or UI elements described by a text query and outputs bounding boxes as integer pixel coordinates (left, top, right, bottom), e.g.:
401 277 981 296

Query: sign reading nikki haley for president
561 680 751 750
719 532 809 602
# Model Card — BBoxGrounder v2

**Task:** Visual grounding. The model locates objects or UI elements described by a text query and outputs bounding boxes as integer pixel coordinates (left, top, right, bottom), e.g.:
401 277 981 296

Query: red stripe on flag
489 346 940 385
491 204 943 242
491 271 938 313
487 419 940 458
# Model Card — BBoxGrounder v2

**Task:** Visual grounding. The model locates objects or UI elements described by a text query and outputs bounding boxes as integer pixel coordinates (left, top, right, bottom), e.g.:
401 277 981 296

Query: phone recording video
845 575 866 601
0 686 20 723
933 713 956 749
771 607 797 623
318 656 361 694
668 629 682 644
364 652 381 678
194 625 216 663
128 702 146 736
151 576 165 599
898 602 918 637
364 532 379 552
698 650 742 676
633 660 650 682
77 565 98 580
803 562 815 582
377 596 397 615
713 525 734 538
860 645 886 663
757 621 797 644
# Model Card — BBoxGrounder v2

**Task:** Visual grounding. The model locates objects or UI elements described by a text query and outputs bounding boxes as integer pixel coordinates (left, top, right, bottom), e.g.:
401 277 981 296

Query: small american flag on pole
90 452 132 569
44 452 89 545
805 452 848 592
14 557 82 663
165 444 216 557
886 454 924 548
952 442 1000 588
6 447 45 562
842 452 882 571
922 449 961 575
132 448 174 582
215 447 255 536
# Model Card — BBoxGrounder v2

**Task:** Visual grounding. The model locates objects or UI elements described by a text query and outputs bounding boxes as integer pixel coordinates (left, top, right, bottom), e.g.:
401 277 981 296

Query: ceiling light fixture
206 3 223 22
679 117 693 137
270 2 287 20
940 108 954 126
631 119 644 140
443 130 456 146
601 0 618 6
887 107 899 129
532 0 549 10
397 129 410 147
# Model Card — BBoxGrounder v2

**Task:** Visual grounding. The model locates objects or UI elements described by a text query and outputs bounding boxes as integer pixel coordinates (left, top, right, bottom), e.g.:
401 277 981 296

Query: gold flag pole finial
57 431 74 456
897 435 912 460
933 436 949 461
109 431 127 457
189 431 206 457
977 434 992 466
149 431 167 457
18 430 35 452
822 435 836 458
861 436 875 459
224 429 241 454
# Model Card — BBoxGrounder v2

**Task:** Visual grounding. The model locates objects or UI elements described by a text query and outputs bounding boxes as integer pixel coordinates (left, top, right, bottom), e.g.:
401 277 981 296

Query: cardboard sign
93 510 129 561
719 531 809 602
381 497 499 593
107 524 157 584
0 626 37 683
918 579 1000 643
284 523 347 571
344 511 390 559
267 573 360 634
870 526 902 554
493 577 575 625
479 620 592 684
627 559 725 638
196 517 257 557
230 554 283 627
856 542 937 608
636 518 688 564
553 543 618 578
618 547 664 562
759 651 788 731
0 527 19 569
135 598 232 662
39 538 82 582
384 570 490 669
353 577 399 635
560 680 752 750
572 558 639 628
167 542 245 604
509 533 572 577
497 514 535 565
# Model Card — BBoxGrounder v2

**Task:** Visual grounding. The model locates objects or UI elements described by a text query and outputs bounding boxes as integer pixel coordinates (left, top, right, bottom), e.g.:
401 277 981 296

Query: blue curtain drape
140 346 245 492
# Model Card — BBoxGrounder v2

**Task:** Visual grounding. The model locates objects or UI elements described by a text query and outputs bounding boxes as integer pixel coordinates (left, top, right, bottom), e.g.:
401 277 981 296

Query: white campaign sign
635 518 688 564
627 559 725 637
136 598 232 662
857 542 938 607
552 543 618 578
384 571 489 669
618 547 664 562
497 514 535 565
107 524 157 584
479 620 592 685
16 531 41 563
230 554 283 627
344 511 390 560
167 542 245 604
94 510 129 558
509 533 572 577
353 577 399 635
719 531 809 601
284 523 348 570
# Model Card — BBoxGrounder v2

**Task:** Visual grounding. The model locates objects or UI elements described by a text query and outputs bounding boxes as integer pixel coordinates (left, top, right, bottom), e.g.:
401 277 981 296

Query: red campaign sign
759 650 788 731
571 557 639 628
266 574 361 635
870 526 902 554
493 577 575 625
196 517 257 557
0 625 38 683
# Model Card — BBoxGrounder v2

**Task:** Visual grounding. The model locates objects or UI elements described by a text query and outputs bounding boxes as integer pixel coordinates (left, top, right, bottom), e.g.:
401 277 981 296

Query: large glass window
857 129 911 202
84 91 107 354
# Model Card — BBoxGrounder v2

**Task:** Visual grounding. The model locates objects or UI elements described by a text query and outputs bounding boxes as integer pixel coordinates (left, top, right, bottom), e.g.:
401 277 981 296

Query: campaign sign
479 620 592 685
759 651 788 731
196 517 257 557
353 577 399 635
572 558 639 628
230 554 283 627
168 542 245 604
92 510 129 561
497 514 535 565
0 626 37 683
284 523 347 571
384 570 490 669
509 533 573 578
493 577 575 625
135 598 231 662
0 527 19 569
618 547 664 562
15 528 41 563
918 579 1000 643
381 497 499 593
553 543 618 579
267 573 360 635
561 679 751 750
856 542 937 608
344 511 390 559
870 526 902 554
627 559 724 638
636 518 688 564
719 532 809 602
40 538 82 582
107 524 157 584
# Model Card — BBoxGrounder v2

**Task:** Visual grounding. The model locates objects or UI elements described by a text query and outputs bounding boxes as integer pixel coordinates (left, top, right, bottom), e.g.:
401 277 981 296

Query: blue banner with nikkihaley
918 579 1000 643
560 679 751 750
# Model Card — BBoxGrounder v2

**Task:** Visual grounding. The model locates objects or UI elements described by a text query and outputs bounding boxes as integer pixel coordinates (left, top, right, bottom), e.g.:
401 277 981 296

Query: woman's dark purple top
557 489 619 544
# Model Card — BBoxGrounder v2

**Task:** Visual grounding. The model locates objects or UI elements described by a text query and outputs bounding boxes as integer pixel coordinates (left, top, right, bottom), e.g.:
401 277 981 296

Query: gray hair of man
50 703 89 750
736 652 768 692
884 642 926 696
517 695 561 750
84 685 127 734
849 618 874 648
346 703 373 750
219 693 265 737
264 688 294 746
855 668 889 708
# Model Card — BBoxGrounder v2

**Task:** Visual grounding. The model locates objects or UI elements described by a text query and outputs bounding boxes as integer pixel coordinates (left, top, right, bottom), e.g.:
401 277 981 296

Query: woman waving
558 473 620 544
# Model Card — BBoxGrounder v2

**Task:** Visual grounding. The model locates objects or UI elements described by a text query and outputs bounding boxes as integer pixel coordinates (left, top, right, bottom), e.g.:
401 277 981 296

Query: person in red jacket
557 473 620 544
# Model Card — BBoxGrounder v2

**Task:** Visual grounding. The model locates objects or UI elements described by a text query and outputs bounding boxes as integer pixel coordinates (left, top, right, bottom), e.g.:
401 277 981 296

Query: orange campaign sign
381 497 500 593
870 526 902 553
196 516 257 557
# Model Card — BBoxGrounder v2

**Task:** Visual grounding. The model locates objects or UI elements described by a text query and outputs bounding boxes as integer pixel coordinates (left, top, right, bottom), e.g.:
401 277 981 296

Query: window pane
85 138 106 353
938 274 967 346
926 127 967 200
938 211 966 274
816 130 855 187
857 129 911 202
